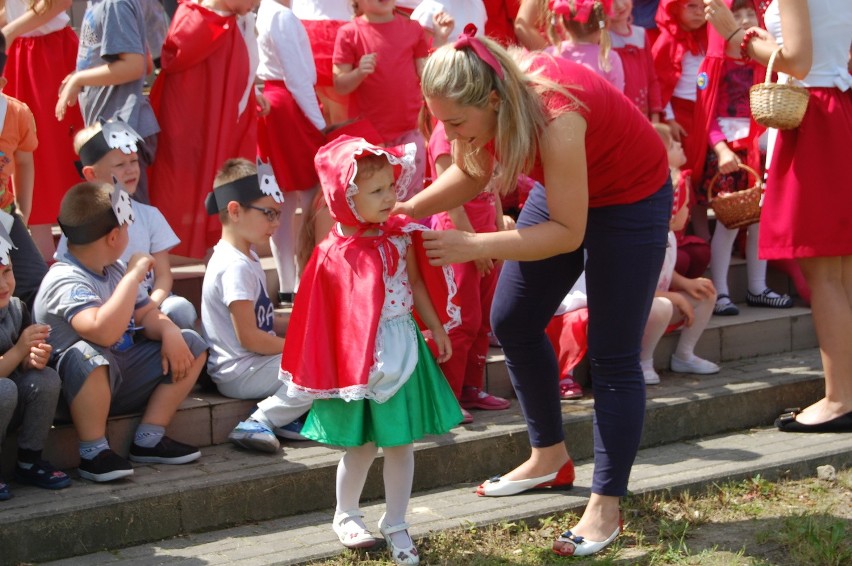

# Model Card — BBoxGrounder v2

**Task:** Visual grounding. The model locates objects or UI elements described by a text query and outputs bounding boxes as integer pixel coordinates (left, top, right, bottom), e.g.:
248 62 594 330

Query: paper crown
59 178 135 245
0 210 16 266
313 135 416 226
204 158 285 215
78 117 143 167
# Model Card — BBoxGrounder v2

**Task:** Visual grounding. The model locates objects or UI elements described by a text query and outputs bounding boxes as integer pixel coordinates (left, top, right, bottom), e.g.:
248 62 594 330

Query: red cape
689 0 765 180
149 1 258 258
652 0 708 106
281 216 460 400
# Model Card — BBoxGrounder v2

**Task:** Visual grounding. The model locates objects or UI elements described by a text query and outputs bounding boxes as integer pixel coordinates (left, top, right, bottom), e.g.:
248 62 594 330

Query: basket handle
764 46 784 85
706 163 764 204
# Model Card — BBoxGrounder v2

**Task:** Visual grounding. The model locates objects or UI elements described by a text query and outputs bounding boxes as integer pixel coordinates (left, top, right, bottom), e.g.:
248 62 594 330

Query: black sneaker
129 436 201 465
15 460 72 490
78 449 134 483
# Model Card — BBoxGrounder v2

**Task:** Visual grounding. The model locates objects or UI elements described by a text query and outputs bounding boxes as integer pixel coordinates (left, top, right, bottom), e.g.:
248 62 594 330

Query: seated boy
55 118 197 330
0 211 70 500
34 182 207 482
201 158 310 454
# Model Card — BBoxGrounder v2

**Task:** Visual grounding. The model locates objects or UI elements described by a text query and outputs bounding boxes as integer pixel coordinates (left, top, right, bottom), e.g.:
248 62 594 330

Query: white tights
336 442 415 547
710 222 767 298
641 293 716 364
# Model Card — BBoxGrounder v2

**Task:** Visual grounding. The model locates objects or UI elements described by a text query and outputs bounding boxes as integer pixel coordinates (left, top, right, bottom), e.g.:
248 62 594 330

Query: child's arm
406 247 452 363
149 250 173 308
0 323 51 376
656 290 695 327
1 0 72 44
12 150 34 224
56 52 146 120
669 271 716 302
69 253 153 347
228 301 285 355
333 54 376 95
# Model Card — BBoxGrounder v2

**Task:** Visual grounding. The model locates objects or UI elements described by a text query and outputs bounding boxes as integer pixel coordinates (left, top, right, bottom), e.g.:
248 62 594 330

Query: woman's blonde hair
421 36 580 194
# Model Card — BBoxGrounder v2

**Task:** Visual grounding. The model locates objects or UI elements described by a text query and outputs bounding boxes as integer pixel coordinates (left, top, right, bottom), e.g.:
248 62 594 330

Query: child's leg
159 295 199 330
271 187 317 299
70 365 112 441
463 266 499 391
745 224 792 306
710 222 738 305
640 298 672 384
440 261 480 398
10 368 62 455
140 331 207 427
336 443 379 515
670 293 719 374
0 379 17 446
382 443 415 548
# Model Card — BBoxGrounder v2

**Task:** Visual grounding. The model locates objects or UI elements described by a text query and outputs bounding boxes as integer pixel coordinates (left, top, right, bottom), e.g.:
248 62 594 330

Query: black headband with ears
204 175 265 215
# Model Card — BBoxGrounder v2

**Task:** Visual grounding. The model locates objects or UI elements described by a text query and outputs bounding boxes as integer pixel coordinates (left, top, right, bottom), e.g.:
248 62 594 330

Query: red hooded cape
281 215 460 400
652 0 709 106
149 0 258 258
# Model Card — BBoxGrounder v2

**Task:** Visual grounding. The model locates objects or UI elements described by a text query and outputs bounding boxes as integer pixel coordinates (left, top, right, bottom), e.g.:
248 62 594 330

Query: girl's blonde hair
547 2 614 72
421 36 580 194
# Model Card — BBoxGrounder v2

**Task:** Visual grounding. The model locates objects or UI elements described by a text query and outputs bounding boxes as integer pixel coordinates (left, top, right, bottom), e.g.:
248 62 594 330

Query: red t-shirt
527 55 669 207
483 0 520 46
334 14 429 142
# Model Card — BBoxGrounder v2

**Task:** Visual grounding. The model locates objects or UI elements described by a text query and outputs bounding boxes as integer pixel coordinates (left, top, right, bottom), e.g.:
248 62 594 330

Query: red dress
149 1 257 258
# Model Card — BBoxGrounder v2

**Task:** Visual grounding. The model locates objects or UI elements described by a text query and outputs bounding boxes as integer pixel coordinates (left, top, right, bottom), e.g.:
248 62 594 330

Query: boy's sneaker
78 449 134 483
0 477 11 500
272 415 309 441
14 460 71 490
229 419 281 452
129 436 201 464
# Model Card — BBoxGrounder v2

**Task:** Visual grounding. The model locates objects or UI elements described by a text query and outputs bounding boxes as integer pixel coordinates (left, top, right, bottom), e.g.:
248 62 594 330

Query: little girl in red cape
281 135 463 564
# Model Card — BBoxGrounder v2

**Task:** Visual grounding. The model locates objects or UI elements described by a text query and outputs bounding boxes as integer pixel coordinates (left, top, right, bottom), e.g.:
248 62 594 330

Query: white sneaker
670 355 720 375
228 419 280 453
641 361 660 385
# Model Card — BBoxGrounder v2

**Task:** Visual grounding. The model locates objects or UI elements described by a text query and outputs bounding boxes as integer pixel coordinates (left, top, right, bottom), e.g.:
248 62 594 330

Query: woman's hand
421 229 484 266
704 0 740 41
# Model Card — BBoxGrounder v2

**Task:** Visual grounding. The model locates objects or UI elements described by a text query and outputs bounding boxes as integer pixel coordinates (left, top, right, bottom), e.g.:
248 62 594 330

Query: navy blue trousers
491 180 671 496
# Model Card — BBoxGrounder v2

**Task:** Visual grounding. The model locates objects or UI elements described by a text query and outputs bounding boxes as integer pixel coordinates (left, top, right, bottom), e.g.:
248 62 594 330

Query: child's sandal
378 513 420 565
332 509 377 549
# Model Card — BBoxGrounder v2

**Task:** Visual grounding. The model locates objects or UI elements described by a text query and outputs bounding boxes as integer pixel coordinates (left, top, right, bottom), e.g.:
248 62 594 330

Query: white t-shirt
410 0 487 35
257 0 326 130
4 0 69 37
201 240 277 383
764 0 852 90
55 201 179 293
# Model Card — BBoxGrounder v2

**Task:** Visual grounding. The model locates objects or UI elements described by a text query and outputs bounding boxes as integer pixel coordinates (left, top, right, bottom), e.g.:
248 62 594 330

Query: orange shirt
0 94 38 212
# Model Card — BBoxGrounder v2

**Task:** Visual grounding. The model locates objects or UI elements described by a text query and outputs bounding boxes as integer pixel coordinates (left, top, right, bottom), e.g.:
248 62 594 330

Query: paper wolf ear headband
0 210 16 266
76 117 144 176
58 179 135 245
204 161 285 215
313 135 416 226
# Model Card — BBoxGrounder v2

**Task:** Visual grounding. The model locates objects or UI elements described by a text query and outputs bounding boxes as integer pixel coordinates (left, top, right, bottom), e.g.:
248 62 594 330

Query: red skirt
301 19 346 88
258 81 325 192
4 27 84 225
761 88 852 260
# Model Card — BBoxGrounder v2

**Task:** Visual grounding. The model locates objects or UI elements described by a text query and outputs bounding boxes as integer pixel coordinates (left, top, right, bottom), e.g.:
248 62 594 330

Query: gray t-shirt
201 241 277 384
33 252 151 358
76 0 159 138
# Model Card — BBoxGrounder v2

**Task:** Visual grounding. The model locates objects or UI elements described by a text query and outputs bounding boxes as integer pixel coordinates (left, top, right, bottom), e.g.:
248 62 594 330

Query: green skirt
302 328 463 447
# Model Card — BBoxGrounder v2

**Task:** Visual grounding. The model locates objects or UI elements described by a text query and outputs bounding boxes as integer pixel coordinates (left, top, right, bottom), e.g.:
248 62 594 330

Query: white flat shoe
378 513 419 565
552 525 621 557
476 459 574 497
332 509 377 549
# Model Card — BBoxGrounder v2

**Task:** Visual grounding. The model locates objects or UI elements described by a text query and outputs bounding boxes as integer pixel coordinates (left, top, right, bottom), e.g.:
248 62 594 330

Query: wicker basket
707 163 763 229
749 46 810 130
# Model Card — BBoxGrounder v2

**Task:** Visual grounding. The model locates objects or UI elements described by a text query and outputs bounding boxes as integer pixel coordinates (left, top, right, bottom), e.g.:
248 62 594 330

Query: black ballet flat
775 408 852 433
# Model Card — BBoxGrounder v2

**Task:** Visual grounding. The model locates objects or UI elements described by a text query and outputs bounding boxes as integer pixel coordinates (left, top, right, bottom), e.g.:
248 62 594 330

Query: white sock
383 444 415 549
675 296 715 359
745 224 774 296
710 222 738 299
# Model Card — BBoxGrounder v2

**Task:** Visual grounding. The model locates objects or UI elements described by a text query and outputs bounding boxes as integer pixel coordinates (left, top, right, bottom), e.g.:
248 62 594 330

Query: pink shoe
460 408 474 424
559 378 583 400
460 387 511 411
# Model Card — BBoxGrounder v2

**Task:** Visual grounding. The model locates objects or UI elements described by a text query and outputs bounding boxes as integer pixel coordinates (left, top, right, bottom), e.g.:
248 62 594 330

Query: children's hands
715 144 742 175
256 92 271 117
683 277 716 301
160 327 194 381
17 324 52 370
670 294 696 327
56 72 81 121
127 253 155 284
431 11 456 46
358 53 377 76
667 119 687 142
431 328 452 363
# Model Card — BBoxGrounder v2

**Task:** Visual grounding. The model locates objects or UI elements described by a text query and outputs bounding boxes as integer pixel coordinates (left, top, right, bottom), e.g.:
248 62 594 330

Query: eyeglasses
243 204 282 222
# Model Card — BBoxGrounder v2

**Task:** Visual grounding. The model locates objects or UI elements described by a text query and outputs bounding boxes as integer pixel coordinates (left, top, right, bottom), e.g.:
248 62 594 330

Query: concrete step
0 346 826 565
42 423 852 566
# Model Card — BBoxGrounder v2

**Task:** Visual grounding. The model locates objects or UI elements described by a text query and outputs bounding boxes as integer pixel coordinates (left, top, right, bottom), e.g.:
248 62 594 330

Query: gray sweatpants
0 367 62 454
